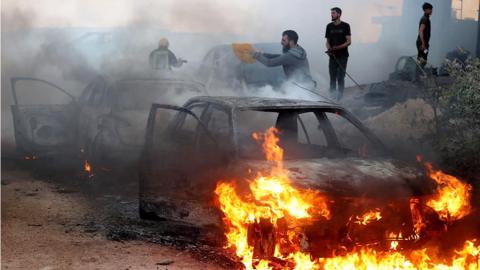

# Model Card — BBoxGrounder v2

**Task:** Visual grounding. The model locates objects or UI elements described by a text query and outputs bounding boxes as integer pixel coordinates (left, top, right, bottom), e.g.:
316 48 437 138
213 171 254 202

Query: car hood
235 157 430 199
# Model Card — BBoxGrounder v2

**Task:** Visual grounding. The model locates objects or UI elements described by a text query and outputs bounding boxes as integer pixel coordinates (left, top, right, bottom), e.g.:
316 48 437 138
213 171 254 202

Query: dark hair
331 7 342 15
282 30 299 44
422 2 433 10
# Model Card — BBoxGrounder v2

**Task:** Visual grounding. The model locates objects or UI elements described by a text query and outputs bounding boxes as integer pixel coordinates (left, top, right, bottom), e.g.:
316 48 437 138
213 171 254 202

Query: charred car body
139 96 438 256
10 75 206 165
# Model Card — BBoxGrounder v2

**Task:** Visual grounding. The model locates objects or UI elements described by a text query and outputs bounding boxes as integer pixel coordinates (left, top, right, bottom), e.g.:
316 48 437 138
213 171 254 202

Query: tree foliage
434 58 480 177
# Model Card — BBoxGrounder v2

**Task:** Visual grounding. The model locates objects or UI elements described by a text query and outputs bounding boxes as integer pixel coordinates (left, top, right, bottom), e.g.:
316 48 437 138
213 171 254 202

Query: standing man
417 3 433 68
252 30 316 90
325 7 351 101
149 38 186 70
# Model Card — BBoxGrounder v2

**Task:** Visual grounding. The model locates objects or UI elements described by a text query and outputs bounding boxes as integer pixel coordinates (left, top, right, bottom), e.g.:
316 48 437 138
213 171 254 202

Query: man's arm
168 50 182 67
325 24 331 50
419 24 426 50
254 52 294 67
332 36 351 50
262 53 281 59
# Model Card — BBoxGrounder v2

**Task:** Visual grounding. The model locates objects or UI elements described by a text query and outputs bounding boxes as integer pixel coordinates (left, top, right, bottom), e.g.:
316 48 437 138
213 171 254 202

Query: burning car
10 74 206 166
138 96 477 268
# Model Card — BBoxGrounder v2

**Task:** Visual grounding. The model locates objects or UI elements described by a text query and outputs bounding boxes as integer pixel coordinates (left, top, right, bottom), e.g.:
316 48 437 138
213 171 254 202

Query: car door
140 102 221 224
195 104 235 197
10 77 78 156
76 76 111 153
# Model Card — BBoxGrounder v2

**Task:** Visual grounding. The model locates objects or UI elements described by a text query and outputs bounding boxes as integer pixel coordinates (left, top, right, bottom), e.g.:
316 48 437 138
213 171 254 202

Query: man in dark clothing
252 30 315 90
325 7 351 101
149 38 186 70
416 3 433 68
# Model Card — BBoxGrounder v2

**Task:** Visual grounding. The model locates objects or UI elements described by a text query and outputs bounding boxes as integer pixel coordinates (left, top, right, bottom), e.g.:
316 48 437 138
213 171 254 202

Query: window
207 107 231 139
297 112 327 146
236 110 278 158
325 111 371 157
151 104 206 152
201 106 232 151
79 77 106 106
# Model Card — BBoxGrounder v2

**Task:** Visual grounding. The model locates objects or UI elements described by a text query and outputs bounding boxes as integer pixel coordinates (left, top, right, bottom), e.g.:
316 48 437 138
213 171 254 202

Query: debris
156 259 174 266
55 188 77 194
84 228 98 233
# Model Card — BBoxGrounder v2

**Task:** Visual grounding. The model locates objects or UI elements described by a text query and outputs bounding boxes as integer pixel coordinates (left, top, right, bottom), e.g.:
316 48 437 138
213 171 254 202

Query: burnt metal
138 96 429 256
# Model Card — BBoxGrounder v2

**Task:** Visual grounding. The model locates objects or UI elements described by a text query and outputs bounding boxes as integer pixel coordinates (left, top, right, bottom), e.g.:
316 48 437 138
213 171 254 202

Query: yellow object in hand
232 43 256 63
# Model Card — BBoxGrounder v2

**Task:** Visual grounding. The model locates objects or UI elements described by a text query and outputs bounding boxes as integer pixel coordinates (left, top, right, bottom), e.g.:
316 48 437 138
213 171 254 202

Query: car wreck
10 75 206 166
136 96 474 268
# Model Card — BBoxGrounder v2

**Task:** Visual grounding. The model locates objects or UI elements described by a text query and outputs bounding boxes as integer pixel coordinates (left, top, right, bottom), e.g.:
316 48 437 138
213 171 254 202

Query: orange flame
84 160 92 176
215 129 478 269
425 163 472 222
215 127 330 269
354 208 382 225
318 240 479 269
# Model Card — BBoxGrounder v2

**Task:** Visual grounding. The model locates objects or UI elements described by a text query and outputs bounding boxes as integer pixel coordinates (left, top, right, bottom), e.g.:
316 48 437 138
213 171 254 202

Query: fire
317 240 479 269
215 128 330 269
354 208 382 225
84 160 92 176
425 163 472 222
390 240 399 250
215 128 478 270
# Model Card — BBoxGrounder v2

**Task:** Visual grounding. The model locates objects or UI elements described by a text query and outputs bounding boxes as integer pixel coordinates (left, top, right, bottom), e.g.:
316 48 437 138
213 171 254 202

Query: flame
410 197 427 235
215 128 329 269
354 208 382 225
425 163 472 222
390 241 399 250
84 160 92 176
317 240 480 269
215 129 478 269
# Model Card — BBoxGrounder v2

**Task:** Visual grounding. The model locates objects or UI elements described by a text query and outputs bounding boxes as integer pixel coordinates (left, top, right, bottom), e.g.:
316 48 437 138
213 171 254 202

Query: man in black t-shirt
416 3 433 68
325 7 351 101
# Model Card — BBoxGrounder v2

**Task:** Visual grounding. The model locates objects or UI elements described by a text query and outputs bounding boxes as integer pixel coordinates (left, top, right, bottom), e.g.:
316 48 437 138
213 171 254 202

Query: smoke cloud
2 0 478 152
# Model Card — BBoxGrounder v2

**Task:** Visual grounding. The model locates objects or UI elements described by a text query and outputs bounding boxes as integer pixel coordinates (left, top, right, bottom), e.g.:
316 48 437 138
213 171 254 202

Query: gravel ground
1 158 232 270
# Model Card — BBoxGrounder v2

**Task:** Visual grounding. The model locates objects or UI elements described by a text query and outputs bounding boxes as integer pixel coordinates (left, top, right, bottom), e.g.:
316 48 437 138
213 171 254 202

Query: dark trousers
416 40 429 68
329 55 348 100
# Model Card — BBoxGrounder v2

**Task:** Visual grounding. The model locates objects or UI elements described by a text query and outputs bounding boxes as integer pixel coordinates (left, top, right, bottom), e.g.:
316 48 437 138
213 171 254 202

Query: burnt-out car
10 75 206 165
139 96 436 254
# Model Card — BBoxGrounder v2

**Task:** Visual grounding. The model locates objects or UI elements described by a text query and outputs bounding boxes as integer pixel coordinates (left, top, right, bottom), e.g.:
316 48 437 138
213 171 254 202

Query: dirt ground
1 159 227 270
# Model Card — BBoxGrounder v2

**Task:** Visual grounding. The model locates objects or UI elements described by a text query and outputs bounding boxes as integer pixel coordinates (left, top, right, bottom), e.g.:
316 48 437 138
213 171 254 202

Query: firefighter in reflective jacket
149 38 186 70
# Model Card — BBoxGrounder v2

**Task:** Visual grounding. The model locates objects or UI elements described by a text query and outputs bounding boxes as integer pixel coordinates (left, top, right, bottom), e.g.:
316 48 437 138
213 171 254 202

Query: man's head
281 30 298 49
422 2 433 16
331 7 342 21
158 38 169 49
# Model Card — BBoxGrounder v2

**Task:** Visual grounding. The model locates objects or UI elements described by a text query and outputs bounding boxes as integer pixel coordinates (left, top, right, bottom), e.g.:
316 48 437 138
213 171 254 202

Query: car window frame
200 103 234 153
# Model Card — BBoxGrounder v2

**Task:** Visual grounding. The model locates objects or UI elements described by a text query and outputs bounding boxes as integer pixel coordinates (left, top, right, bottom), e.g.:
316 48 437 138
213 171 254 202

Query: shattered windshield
235 108 383 159
113 80 202 110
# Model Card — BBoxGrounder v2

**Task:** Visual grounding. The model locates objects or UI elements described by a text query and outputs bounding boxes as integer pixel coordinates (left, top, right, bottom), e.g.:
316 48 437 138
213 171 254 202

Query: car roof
185 96 342 110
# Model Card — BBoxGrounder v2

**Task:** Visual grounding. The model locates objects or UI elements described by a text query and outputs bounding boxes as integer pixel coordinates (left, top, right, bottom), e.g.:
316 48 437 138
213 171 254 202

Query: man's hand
420 43 426 52
250 51 262 58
